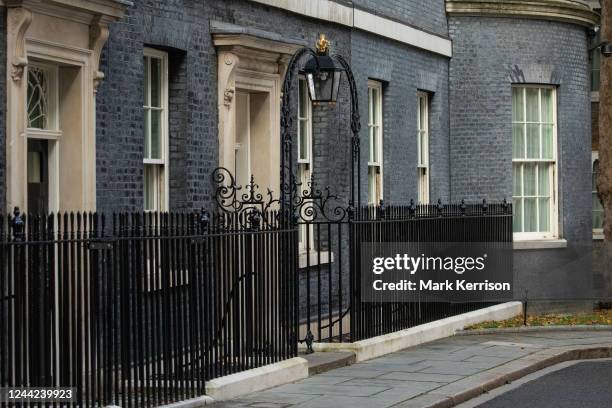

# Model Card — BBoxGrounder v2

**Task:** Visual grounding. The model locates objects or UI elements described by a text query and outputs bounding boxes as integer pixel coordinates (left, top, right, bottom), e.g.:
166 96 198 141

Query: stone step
301 351 356 376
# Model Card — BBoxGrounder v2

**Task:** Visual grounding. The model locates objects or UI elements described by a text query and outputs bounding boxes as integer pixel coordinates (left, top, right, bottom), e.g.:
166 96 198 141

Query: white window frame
298 77 314 252
512 85 558 241
26 61 60 136
25 61 61 214
417 91 429 204
592 151 604 238
368 80 383 205
143 47 169 212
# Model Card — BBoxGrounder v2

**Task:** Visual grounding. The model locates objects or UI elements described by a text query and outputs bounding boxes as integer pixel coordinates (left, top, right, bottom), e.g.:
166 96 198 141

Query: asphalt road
474 361 612 408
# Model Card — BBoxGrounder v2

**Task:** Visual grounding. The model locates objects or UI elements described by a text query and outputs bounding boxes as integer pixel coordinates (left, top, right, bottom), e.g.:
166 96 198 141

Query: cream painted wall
4 0 126 213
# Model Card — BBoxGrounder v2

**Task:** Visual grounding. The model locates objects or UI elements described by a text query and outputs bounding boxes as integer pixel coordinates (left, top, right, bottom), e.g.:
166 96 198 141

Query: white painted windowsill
513 239 568 250
299 250 334 269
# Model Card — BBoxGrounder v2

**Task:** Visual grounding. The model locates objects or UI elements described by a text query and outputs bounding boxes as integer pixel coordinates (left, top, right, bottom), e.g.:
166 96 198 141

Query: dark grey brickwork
448 16 591 246
352 0 448 37
351 30 450 205
448 16 592 307
96 0 353 213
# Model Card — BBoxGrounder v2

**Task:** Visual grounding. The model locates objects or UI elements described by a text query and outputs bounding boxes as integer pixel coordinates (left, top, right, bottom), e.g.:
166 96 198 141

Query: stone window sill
513 239 567 250
299 250 334 269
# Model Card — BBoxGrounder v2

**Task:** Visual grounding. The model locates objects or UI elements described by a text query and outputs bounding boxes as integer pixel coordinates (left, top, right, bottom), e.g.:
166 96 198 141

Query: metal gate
210 167 514 348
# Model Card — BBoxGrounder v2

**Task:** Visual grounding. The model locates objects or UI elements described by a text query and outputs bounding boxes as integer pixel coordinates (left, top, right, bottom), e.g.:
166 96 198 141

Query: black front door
27 139 49 215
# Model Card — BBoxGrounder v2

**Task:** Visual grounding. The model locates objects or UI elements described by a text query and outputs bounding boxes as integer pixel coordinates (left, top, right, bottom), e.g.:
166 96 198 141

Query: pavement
214 329 612 408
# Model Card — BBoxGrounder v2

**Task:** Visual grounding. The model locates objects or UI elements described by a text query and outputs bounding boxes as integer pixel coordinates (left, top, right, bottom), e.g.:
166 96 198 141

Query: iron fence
1 198 514 405
299 200 513 344
0 209 297 407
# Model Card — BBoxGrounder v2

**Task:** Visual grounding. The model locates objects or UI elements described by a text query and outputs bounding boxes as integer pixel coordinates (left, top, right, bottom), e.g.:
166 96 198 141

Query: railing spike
11 206 24 242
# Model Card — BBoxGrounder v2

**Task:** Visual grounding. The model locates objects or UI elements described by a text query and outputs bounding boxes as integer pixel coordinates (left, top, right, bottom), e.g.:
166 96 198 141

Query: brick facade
95 0 354 213
0 1 594 249
448 16 591 245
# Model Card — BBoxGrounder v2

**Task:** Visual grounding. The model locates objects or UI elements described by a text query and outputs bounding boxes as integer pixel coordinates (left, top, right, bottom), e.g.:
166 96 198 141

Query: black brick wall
448 16 591 245
352 0 448 37
351 30 450 204
95 0 354 213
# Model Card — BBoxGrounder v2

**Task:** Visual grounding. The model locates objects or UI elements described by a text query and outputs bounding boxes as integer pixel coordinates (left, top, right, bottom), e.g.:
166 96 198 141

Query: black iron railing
1 198 513 405
298 200 513 344
0 209 297 407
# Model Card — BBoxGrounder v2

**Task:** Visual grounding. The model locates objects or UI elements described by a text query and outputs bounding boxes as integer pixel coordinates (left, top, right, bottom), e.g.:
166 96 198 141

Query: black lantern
301 34 343 105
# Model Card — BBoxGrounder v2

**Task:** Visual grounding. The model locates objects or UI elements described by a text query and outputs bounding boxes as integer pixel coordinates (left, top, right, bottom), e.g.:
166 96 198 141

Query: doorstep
301 350 356 375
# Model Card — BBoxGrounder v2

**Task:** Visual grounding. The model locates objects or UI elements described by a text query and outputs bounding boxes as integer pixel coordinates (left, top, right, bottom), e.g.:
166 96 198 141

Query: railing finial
408 199 416 218
199 208 210 230
378 199 386 220
11 206 24 242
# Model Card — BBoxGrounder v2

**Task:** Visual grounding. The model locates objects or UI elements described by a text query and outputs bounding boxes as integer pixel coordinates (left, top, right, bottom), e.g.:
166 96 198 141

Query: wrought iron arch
279 47 362 225
212 45 361 228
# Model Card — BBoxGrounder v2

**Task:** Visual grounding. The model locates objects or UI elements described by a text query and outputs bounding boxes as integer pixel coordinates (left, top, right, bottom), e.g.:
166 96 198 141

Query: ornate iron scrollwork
294 174 348 223
212 167 281 229
212 167 349 227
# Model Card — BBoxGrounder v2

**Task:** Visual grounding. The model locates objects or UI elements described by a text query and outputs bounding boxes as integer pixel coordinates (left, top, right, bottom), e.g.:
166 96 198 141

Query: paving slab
214 330 612 408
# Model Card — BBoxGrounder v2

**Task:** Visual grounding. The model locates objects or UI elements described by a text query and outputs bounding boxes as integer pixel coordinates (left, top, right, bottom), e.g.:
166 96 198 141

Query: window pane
513 198 523 232
372 127 380 163
368 89 374 124
368 166 376 204
369 127 375 162
592 50 601 92
150 57 162 108
420 132 427 165
27 151 42 183
541 124 553 159
524 198 537 232
538 164 550 196
524 163 536 196
299 119 308 161
419 97 427 130
593 192 604 229
593 207 604 229
593 159 603 229
512 123 525 159
513 164 522 196
27 67 49 129
144 109 151 159
538 198 550 232
372 88 379 124
143 56 149 105
144 164 157 211
512 88 524 122
299 79 309 118
541 89 553 123
150 109 162 159
526 88 539 122
526 124 539 159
